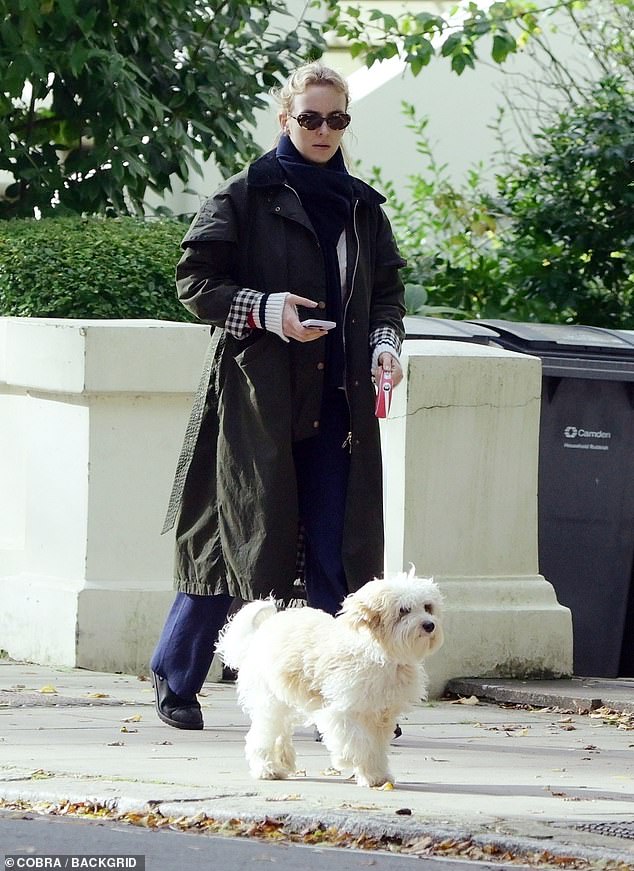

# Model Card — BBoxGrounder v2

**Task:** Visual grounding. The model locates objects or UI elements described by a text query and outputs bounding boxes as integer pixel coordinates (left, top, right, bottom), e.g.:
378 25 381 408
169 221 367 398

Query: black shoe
221 665 238 683
151 670 203 730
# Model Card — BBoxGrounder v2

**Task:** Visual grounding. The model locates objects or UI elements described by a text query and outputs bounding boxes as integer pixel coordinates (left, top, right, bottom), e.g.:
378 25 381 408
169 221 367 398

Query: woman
151 62 406 729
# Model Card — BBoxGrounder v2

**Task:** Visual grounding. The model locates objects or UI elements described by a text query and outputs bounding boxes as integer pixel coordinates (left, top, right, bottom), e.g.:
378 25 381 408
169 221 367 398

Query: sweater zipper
341 200 360 454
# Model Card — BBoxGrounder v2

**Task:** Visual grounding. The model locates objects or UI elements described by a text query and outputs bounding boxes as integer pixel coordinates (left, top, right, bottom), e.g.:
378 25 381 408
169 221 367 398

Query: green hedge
0 216 192 320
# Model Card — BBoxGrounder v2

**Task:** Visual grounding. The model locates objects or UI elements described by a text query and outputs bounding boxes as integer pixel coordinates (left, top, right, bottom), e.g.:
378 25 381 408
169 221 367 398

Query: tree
329 0 572 76
1 0 577 219
0 0 326 217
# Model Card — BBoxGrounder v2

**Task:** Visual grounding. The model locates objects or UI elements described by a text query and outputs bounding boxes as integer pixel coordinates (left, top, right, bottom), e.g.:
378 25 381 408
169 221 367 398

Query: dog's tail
215 598 277 671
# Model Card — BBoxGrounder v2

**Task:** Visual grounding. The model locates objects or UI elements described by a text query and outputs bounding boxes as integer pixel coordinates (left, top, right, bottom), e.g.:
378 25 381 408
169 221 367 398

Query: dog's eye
399 607 411 617
424 603 434 614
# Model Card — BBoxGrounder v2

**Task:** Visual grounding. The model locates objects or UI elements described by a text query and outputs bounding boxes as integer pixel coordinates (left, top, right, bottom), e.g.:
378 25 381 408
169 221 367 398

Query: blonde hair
271 62 351 158
272 61 350 115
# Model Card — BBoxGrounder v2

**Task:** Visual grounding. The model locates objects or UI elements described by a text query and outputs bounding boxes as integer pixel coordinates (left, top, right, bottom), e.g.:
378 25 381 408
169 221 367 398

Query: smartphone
302 318 336 330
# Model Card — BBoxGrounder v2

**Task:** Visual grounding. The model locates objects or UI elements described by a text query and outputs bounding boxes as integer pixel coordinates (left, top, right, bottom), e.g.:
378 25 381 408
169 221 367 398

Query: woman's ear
278 111 289 135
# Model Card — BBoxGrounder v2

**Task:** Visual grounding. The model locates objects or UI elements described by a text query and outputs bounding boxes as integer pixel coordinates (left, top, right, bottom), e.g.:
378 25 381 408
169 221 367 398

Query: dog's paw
355 770 394 788
249 760 290 781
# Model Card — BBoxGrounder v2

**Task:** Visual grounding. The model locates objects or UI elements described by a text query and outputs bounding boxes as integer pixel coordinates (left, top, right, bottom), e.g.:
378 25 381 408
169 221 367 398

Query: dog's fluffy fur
216 571 443 787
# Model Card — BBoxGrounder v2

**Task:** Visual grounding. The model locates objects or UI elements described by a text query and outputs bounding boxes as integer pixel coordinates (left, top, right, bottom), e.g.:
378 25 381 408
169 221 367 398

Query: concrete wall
381 340 573 695
0 318 572 691
0 317 210 673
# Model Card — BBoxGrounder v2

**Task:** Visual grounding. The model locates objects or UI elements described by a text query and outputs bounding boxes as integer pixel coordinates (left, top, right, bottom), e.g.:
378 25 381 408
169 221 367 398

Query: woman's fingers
282 295 325 342
374 352 403 388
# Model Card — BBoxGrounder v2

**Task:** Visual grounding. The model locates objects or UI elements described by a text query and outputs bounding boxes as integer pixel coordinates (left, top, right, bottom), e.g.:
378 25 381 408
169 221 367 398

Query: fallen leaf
39 685 57 694
87 693 109 699
450 695 480 706
320 767 342 776
120 726 138 733
374 781 394 790
122 714 142 723
404 836 433 854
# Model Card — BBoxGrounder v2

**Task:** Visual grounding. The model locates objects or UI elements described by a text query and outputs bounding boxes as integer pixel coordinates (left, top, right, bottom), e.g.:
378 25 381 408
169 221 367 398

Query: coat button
274 206 281 212
317 362 325 370
353 379 359 386
313 420 320 429
318 301 326 310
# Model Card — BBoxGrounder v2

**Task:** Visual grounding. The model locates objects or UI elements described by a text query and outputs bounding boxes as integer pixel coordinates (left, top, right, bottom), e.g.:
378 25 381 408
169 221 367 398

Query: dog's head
338 570 444 662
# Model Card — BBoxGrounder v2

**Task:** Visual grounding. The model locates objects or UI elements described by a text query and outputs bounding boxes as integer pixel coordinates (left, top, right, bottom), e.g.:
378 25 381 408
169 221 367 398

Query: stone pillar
0 317 209 673
381 340 573 696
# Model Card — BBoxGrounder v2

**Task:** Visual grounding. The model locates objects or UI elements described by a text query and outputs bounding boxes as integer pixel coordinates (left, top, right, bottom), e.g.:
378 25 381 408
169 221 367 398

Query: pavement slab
1 661 633 867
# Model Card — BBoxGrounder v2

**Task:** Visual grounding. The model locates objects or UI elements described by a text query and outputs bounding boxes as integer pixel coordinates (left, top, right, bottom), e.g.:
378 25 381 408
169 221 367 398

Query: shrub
498 77 634 327
0 215 191 320
374 79 634 328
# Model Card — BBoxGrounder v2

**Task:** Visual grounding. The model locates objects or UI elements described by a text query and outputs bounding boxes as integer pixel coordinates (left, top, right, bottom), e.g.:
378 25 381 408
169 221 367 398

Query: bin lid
470 320 634 380
404 316 498 344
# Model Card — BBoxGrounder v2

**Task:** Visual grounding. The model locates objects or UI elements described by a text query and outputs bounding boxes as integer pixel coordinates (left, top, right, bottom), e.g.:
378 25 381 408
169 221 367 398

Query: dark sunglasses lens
297 113 324 130
296 112 351 130
328 113 351 130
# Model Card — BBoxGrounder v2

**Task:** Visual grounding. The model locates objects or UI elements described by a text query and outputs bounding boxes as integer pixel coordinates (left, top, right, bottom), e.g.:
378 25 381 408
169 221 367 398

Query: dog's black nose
422 620 435 634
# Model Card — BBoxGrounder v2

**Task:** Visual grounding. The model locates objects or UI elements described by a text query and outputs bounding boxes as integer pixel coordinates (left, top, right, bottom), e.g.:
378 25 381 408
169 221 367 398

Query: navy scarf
276 135 353 387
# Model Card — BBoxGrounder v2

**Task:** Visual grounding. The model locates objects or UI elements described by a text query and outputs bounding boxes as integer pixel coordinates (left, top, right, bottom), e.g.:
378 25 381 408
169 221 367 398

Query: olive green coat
163 149 405 603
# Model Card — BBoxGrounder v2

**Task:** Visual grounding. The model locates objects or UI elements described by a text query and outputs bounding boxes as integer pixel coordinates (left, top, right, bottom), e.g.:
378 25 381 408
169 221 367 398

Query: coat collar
247 148 386 206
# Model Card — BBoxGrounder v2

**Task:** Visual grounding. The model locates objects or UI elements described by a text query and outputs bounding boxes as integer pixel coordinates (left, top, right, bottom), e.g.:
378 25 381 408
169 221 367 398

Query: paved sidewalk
1 660 633 866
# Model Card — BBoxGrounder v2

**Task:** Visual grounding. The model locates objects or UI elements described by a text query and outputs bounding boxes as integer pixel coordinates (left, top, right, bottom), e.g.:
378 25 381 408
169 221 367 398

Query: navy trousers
292 386 351 615
151 387 351 699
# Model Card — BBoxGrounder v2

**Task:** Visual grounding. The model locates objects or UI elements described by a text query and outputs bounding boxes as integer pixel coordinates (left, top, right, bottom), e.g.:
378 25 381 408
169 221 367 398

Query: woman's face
280 83 348 165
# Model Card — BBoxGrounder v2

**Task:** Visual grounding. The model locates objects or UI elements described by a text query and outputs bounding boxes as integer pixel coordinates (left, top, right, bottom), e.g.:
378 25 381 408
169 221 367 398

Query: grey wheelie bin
404 316 498 344
472 320 634 677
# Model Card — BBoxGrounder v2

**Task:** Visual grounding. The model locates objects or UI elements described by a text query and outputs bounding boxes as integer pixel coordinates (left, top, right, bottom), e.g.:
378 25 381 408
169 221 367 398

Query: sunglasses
289 111 351 131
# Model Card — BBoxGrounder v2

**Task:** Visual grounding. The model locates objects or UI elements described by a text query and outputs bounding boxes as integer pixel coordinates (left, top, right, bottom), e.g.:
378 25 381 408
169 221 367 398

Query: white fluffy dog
216 571 443 787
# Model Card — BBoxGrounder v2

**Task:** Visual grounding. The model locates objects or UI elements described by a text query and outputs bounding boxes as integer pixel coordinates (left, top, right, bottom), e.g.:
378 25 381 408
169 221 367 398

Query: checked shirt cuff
370 325 402 371
226 288 264 340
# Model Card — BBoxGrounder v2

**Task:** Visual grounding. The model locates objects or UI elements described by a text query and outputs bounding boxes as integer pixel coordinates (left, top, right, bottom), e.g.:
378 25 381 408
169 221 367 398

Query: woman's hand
373 352 403 388
282 294 328 342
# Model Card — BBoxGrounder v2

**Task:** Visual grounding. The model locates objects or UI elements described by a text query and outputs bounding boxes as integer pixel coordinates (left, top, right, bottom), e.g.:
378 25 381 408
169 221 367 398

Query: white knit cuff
372 342 400 372
264 292 290 343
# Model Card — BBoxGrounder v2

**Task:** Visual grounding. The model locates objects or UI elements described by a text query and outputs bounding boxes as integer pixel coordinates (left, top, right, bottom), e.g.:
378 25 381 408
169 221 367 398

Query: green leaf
491 32 516 64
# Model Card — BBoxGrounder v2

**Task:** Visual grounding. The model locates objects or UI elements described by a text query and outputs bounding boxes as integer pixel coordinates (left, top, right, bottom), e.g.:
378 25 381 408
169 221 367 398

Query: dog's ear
339 597 382 634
